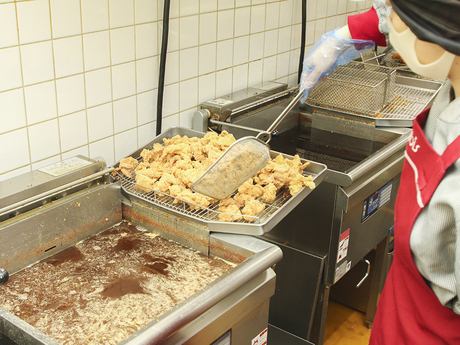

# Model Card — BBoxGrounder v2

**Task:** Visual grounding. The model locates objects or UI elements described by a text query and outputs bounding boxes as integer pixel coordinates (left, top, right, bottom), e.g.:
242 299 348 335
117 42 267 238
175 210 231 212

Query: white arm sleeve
373 0 392 35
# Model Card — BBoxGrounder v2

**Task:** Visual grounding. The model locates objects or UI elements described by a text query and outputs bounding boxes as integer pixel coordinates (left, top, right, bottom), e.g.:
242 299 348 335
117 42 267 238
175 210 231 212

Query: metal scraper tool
191 87 304 200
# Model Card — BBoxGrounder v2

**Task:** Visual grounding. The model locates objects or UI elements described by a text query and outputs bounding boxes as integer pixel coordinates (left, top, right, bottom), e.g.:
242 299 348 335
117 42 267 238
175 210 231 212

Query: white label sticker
207 98 234 106
38 157 92 177
251 328 268 345
337 228 350 263
335 260 352 284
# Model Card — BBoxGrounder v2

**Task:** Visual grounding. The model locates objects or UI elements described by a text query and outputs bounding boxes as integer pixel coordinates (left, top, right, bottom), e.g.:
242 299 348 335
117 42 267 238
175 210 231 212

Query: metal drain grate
114 168 298 225
296 149 355 173
376 84 438 119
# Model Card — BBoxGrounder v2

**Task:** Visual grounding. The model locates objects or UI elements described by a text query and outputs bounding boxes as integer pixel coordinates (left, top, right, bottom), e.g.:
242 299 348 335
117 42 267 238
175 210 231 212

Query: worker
301 0 460 343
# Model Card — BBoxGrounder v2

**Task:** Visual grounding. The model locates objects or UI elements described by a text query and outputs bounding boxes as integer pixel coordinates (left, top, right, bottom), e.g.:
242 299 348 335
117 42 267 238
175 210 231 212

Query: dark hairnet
391 0 460 56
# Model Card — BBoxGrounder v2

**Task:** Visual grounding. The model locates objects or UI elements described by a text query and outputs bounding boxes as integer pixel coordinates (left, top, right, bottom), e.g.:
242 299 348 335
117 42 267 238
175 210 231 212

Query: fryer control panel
361 180 393 223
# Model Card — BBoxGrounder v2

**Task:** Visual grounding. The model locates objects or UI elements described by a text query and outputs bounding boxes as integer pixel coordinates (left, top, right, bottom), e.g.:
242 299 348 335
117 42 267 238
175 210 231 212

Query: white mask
387 17 455 81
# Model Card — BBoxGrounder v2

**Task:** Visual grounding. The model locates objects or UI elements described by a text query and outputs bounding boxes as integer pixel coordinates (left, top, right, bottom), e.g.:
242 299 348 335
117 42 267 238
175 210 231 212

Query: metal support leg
309 283 330 345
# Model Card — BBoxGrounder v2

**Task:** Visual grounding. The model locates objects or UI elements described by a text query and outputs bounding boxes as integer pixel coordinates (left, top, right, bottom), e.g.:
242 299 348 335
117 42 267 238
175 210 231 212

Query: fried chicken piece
135 173 156 193
154 173 182 193
135 164 164 180
190 141 206 162
288 175 316 196
163 134 190 146
262 183 277 203
161 143 193 162
172 158 193 171
215 131 236 150
218 205 243 222
253 172 275 186
140 143 164 163
169 184 186 198
201 130 235 150
165 155 182 167
254 154 313 193
289 183 303 196
119 157 138 177
174 168 204 188
238 179 264 198
202 144 224 161
273 172 293 188
242 199 265 221
255 168 289 189
191 161 204 170
285 154 310 173
200 131 219 146
233 193 255 208
201 157 216 170
219 196 239 208
174 189 211 210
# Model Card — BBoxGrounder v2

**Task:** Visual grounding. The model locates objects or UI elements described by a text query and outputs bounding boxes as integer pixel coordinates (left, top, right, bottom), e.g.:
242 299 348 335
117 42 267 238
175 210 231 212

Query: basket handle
256 87 304 144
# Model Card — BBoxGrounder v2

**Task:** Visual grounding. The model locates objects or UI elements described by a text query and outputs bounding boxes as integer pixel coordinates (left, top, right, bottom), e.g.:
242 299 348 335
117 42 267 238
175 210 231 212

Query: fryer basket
307 61 396 117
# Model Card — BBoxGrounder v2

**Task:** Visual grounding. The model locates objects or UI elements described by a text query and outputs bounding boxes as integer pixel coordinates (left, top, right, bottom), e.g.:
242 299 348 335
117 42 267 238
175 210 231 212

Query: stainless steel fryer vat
193 77 424 345
0 158 282 345
223 104 411 344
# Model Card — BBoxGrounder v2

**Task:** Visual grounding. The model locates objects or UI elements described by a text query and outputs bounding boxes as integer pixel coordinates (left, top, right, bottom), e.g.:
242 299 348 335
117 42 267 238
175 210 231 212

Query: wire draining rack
112 127 327 236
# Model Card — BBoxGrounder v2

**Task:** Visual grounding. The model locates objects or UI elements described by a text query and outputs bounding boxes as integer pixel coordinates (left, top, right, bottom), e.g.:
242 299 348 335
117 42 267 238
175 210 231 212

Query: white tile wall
24 81 57 125
0 3 18 48
28 119 60 162
0 0 372 181
0 89 26 135
56 75 86 116
59 110 88 152
0 47 22 92
21 41 54 86
87 103 113 142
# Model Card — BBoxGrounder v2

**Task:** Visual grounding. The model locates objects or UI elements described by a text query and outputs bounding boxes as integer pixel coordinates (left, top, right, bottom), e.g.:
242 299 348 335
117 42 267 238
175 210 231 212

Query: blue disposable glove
300 28 375 103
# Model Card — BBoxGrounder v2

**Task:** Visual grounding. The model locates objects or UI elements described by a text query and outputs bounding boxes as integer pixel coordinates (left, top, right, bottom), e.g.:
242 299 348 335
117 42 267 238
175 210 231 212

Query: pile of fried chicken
117 131 315 222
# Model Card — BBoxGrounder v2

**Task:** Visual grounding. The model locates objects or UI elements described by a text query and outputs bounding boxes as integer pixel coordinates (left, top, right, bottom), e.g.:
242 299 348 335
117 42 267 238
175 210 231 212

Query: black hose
298 0 307 83
156 0 171 135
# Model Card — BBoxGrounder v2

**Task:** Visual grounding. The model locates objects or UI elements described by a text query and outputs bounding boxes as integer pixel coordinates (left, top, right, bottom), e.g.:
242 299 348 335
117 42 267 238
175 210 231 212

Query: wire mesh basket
306 61 396 117
378 48 408 70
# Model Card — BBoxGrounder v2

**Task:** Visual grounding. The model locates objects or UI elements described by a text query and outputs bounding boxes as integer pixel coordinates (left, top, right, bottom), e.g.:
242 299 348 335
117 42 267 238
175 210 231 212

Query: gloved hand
300 28 375 103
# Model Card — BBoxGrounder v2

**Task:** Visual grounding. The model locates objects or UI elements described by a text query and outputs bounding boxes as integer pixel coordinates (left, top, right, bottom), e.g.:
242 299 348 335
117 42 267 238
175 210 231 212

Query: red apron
370 109 460 344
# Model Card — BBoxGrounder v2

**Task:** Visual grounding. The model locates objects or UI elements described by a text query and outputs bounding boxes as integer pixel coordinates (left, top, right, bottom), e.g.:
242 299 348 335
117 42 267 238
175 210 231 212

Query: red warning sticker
252 328 268 345
337 228 350 263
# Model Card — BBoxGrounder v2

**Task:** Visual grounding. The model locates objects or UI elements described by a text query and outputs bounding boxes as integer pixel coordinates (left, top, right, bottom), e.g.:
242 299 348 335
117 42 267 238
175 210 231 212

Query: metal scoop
191 87 304 200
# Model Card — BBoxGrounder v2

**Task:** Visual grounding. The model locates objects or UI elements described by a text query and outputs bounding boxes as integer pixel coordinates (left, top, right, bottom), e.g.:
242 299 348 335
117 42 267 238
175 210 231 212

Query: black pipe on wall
298 0 307 84
156 0 171 136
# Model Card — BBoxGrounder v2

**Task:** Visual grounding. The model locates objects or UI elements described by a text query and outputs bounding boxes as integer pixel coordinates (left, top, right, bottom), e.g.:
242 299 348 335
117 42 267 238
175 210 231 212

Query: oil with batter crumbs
0 221 234 345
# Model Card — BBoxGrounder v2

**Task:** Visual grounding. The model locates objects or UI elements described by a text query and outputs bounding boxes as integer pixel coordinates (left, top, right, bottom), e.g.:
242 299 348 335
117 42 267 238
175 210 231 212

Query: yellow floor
323 301 372 345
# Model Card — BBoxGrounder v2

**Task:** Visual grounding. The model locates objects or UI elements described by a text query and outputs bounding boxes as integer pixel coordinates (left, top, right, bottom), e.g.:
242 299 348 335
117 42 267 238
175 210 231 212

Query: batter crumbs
0 221 234 345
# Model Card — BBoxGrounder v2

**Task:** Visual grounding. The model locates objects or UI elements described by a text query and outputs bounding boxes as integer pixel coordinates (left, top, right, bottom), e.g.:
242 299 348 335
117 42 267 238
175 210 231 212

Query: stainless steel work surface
0 156 108 222
112 126 327 236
